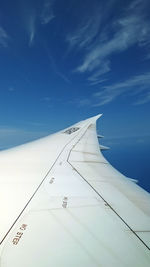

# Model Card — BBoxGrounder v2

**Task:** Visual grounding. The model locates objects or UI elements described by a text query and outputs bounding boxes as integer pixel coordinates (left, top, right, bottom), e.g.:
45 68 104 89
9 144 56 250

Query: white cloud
66 9 101 50
23 0 55 46
89 78 108 86
93 94 117 106
28 13 36 46
45 44 71 83
78 98 91 107
66 0 118 52
0 27 9 47
8 87 15 92
134 92 150 105
93 72 150 106
40 0 55 25
22 3 36 47
136 138 145 144
146 53 150 60
128 0 142 10
42 97 51 102
66 0 149 86
76 14 150 73
88 60 110 84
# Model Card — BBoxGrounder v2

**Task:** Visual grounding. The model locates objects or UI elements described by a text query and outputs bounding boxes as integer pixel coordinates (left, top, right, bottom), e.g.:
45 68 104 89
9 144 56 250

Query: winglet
99 145 110 150
97 134 104 138
85 114 102 124
94 113 103 120
127 178 138 184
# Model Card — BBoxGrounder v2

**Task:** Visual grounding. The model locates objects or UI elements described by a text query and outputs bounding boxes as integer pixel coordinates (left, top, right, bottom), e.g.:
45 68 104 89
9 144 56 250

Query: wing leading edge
0 115 150 267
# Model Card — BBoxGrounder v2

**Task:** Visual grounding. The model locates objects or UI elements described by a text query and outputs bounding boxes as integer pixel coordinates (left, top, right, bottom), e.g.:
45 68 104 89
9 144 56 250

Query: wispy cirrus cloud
23 0 55 46
28 13 36 46
67 0 150 85
44 43 71 83
93 72 150 106
76 14 150 73
146 53 150 60
75 71 150 107
78 98 91 107
8 87 15 92
40 0 55 25
66 0 116 51
42 96 51 102
0 27 9 47
88 61 110 85
66 6 101 50
134 92 150 105
22 1 37 47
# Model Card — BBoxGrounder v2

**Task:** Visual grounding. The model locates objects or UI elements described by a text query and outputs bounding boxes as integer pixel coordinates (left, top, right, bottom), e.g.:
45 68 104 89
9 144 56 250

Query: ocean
103 137 150 193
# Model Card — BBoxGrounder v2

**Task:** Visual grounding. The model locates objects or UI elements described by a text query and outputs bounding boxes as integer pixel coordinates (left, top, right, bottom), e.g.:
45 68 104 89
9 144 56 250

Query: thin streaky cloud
44 43 71 83
76 15 150 73
93 94 117 106
68 98 91 108
42 97 51 102
72 0 150 78
0 126 46 138
89 78 108 86
92 72 150 106
26 121 46 127
134 92 150 105
0 127 20 135
0 27 9 47
21 0 37 47
146 53 150 60
28 14 36 46
88 60 110 84
0 126 48 150
24 1 55 46
71 72 150 107
78 98 91 107
129 0 143 10
66 0 117 51
66 8 101 50
8 87 15 92
40 0 55 25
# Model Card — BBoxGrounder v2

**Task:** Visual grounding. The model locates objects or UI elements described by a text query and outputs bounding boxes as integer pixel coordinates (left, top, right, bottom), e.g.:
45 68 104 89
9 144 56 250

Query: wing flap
68 120 150 249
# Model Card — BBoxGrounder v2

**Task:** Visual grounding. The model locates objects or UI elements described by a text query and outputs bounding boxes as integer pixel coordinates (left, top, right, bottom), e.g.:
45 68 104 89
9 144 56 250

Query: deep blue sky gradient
0 0 150 192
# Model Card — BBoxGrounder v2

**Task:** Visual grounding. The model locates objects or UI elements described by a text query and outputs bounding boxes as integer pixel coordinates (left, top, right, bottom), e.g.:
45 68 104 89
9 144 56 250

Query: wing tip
87 113 103 123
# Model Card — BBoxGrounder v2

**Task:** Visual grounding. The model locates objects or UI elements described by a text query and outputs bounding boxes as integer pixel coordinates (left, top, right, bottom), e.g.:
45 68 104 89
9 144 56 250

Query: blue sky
0 0 150 191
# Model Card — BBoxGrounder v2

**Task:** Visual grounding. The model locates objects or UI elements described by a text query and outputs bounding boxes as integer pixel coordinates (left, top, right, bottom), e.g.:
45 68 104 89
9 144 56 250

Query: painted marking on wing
62 197 68 208
12 224 27 245
63 127 80 135
49 177 55 184
0 124 88 245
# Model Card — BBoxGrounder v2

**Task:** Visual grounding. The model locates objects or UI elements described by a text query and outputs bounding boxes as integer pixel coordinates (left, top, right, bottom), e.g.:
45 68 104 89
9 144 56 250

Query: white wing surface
0 115 150 266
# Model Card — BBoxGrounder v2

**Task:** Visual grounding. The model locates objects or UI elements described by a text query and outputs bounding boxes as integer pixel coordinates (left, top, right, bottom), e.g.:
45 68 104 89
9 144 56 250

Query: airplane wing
0 114 150 266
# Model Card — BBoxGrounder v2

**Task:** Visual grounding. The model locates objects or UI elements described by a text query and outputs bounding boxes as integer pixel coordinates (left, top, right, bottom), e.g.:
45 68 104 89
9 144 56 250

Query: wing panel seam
0 125 89 245
67 126 150 251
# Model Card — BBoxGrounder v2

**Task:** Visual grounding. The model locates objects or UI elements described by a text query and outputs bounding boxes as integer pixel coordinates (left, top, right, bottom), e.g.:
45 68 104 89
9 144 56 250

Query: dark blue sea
0 133 150 193
102 136 150 193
